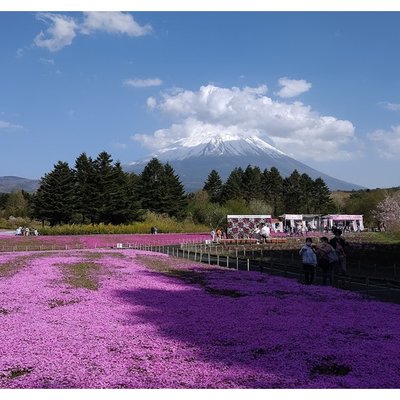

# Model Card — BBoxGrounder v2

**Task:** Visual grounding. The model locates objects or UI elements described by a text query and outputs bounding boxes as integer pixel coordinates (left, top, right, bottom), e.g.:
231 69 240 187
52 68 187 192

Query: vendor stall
321 214 364 232
227 215 272 239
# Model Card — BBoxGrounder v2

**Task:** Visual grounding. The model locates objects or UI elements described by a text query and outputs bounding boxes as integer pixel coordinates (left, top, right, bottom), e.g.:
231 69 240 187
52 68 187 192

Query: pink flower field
0 233 209 250
0 248 400 388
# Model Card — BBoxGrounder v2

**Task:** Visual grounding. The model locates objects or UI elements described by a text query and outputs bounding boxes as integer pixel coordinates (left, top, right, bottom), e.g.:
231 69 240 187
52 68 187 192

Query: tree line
1 152 341 227
201 166 334 215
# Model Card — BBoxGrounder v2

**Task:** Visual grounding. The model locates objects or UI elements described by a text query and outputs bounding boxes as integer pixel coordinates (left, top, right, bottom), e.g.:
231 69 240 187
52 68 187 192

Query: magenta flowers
0 248 399 388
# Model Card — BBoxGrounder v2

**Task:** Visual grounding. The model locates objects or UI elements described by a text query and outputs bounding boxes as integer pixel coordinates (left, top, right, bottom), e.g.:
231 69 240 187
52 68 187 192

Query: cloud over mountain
132 84 356 161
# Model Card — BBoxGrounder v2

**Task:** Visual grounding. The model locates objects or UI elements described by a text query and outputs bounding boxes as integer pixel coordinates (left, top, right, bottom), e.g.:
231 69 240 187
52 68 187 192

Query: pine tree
106 162 136 224
241 165 263 203
33 161 76 226
311 177 334 214
126 172 144 222
137 158 165 214
93 151 115 223
161 163 187 218
74 153 98 223
299 173 315 213
221 167 244 203
263 167 283 216
282 169 302 213
203 170 223 203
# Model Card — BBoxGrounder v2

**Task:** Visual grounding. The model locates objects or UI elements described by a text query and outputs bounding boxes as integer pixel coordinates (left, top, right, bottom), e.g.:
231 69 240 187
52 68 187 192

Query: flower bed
0 248 399 388
0 233 209 252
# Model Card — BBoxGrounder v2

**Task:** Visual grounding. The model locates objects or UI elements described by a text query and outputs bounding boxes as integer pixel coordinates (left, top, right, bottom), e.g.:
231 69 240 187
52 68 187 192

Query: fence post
247 258 250 271
217 255 220 266
208 252 211 265
235 247 238 258
227 256 229 268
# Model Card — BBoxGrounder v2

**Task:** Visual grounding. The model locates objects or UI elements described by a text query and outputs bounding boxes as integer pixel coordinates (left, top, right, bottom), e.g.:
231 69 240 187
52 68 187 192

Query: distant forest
0 151 397 227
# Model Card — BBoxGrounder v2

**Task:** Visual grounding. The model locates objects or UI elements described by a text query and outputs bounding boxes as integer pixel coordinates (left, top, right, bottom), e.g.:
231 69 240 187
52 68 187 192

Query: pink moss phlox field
0 233 210 249
0 249 400 388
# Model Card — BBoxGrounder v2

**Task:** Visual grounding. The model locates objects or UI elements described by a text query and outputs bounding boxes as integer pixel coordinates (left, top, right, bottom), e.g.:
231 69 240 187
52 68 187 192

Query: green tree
203 169 223 203
138 159 187 218
221 167 244 202
282 170 302 213
160 163 187 219
4 190 29 218
105 162 138 224
311 177 334 214
241 165 263 203
137 158 167 214
92 151 116 223
298 173 315 213
33 161 76 226
344 188 388 226
263 167 283 216
74 153 98 223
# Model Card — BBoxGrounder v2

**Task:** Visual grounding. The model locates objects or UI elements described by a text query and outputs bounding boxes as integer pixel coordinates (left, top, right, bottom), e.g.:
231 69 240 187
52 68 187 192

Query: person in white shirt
260 224 271 243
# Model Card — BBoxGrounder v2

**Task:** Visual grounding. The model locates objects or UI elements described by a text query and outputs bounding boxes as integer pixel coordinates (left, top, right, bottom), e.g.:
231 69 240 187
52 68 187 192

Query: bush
38 212 208 235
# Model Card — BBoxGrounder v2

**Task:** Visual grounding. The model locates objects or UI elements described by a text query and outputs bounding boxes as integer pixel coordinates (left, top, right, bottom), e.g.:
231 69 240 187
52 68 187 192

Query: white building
322 214 364 232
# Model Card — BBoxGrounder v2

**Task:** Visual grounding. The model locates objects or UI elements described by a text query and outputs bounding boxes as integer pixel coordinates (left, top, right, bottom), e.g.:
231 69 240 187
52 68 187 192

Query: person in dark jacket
316 236 336 285
329 229 348 275
299 237 317 284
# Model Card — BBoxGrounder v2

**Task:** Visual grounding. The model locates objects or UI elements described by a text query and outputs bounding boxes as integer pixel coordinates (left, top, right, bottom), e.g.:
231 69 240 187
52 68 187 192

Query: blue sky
1 9 400 189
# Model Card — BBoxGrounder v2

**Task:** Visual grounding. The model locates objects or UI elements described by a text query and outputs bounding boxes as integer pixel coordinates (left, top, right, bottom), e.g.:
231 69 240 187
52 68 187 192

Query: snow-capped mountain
126 135 364 192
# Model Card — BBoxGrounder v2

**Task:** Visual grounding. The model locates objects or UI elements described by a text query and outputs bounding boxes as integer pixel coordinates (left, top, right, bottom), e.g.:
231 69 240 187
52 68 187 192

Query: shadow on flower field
114 258 400 388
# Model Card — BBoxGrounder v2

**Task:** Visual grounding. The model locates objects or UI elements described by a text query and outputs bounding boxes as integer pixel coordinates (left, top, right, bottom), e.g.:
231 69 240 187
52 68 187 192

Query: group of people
253 224 271 243
299 228 347 286
211 228 225 241
15 226 39 236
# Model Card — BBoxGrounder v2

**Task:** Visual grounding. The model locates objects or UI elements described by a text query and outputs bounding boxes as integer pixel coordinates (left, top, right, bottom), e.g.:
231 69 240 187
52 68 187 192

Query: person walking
299 237 317 285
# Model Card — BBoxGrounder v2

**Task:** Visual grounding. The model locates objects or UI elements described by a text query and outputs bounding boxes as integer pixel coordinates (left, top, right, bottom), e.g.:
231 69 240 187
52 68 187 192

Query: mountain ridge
0 176 40 193
127 135 365 192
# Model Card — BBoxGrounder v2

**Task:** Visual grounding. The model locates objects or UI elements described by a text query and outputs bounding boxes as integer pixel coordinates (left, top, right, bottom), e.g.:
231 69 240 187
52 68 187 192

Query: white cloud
380 102 400 112
34 13 78 52
132 84 356 161
81 12 152 36
123 78 162 88
33 12 152 52
147 97 157 109
276 77 312 98
368 125 400 158
0 120 23 130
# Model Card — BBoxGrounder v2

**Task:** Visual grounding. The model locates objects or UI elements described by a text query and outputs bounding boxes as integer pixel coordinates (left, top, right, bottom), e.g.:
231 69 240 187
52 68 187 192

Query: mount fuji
126 134 364 192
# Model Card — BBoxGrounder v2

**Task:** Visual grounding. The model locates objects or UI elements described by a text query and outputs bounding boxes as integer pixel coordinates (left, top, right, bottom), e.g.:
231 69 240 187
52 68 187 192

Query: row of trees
202 166 334 215
32 153 186 226
3 152 375 229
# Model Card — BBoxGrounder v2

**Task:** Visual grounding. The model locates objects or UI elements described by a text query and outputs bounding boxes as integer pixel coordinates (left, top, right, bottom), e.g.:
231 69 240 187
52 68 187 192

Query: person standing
260 224 271 243
329 229 348 275
299 238 317 285
316 237 337 285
